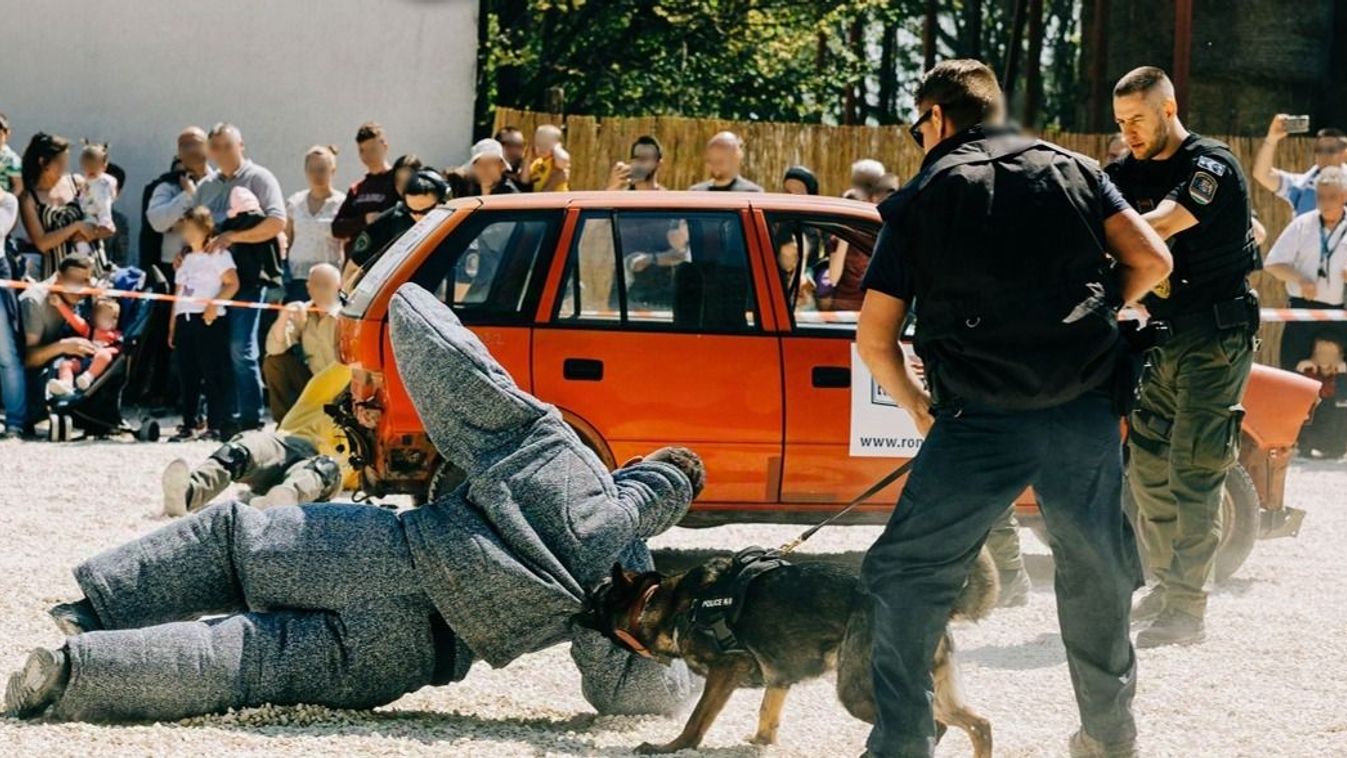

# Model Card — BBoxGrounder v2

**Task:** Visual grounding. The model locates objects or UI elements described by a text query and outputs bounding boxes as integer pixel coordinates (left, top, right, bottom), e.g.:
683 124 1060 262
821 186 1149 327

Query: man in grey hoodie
4 283 700 723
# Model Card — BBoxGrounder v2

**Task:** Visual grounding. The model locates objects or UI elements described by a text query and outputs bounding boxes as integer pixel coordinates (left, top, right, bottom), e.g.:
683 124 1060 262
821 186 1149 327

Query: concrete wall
1 0 477 253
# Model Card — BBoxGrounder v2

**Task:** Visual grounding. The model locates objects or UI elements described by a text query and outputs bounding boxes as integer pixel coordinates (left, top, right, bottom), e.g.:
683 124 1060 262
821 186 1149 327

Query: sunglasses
1315 146 1343 155
909 109 934 148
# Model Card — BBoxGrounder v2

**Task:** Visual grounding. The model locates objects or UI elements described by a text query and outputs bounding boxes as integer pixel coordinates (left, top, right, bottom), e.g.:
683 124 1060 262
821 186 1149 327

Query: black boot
48 598 103 636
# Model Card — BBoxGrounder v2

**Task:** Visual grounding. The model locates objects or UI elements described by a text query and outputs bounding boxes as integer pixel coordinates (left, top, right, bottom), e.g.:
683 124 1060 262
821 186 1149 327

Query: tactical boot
1131 586 1166 624
48 599 103 636
1136 607 1205 648
1069 728 1138 758
997 568 1032 608
3 647 69 719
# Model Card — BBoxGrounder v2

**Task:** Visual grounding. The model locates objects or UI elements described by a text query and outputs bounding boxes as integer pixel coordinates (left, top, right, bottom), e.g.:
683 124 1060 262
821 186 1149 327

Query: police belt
685 546 790 654
1149 293 1259 343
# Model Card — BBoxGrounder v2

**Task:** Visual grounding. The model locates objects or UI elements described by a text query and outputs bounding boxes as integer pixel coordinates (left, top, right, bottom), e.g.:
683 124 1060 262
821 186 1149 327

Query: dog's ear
610 562 632 590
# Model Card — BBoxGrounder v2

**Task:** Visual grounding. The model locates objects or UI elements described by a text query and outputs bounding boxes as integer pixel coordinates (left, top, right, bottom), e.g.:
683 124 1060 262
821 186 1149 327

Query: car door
759 210 912 507
533 208 784 504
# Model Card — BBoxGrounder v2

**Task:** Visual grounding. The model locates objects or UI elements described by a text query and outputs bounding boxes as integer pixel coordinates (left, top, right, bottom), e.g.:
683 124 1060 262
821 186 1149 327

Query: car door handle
563 358 605 381
812 366 851 388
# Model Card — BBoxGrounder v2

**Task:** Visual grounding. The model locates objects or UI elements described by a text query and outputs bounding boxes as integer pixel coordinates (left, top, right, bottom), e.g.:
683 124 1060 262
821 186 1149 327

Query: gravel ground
1 435 1345 757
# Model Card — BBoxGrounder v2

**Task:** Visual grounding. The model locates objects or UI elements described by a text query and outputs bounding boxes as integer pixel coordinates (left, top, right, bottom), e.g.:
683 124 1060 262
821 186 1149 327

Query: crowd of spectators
0 111 1343 456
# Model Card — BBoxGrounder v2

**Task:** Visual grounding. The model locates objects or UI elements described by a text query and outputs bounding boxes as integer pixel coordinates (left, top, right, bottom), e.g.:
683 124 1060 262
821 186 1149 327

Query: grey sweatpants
55 501 445 722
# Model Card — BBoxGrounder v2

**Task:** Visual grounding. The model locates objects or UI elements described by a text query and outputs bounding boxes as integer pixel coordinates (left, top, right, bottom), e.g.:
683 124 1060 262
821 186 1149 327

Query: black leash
771 458 917 555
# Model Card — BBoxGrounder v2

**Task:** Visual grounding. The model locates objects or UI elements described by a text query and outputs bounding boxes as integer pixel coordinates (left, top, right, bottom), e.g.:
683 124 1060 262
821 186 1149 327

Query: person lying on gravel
160 362 355 515
3 283 701 723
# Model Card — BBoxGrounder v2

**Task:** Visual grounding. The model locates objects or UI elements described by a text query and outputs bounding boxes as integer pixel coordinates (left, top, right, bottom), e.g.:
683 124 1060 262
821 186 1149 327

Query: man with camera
1253 114 1347 216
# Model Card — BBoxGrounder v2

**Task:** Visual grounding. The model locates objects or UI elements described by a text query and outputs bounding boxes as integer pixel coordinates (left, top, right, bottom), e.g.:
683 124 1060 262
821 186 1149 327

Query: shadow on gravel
160 707 766 756
960 632 1066 671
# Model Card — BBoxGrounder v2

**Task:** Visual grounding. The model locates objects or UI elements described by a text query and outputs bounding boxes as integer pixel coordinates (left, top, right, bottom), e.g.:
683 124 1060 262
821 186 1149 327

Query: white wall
1 0 478 252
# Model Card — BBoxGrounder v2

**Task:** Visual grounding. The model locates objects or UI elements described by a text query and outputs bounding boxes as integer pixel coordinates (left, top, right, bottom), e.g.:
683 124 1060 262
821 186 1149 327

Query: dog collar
613 581 660 659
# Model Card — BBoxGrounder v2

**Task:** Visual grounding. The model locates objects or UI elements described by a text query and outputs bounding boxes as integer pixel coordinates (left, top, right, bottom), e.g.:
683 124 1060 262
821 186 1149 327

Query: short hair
707 131 743 151
630 134 663 159
106 163 126 192
914 59 1004 133
208 122 242 142
495 126 523 140
402 169 448 202
1113 66 1174 101
307 262 342 282
393 153 422 173
57 253 95 275
93 297 120 319
0 113 9 133
1317 165 1347 191
181 205 215 236
851 159 886 179
356 121 384 143
535 124 563 141
1317 128 1347 150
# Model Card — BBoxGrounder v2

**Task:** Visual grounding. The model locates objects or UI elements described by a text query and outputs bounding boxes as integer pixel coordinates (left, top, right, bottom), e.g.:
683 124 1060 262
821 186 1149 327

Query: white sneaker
251 486 298 510
162 458 191 517
46 379 73 397
75 373 94 391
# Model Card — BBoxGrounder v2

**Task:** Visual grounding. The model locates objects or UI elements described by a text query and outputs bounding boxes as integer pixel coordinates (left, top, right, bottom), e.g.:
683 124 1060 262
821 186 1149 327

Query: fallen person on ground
161 361 355 514
4 283 700 723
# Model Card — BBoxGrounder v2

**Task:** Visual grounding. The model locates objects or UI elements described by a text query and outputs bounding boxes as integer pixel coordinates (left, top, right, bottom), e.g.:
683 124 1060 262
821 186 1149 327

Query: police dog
577 548 998 756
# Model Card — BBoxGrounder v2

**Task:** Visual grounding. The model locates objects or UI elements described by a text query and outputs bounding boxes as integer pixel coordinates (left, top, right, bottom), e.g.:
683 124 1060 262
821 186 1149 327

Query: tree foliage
478 0 1085 129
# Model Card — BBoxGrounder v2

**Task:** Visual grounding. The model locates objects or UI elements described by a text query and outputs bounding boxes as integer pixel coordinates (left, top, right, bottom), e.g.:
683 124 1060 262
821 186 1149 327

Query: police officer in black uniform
1105 67 1261 648
857 60 1172 758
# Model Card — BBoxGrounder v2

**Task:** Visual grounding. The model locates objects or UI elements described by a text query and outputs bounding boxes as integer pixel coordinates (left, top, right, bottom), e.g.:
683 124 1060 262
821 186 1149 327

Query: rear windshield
343 208 453 317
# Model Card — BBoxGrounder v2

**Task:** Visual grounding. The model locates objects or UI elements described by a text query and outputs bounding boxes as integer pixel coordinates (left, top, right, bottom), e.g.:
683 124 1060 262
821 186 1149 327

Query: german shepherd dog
577 548 998 756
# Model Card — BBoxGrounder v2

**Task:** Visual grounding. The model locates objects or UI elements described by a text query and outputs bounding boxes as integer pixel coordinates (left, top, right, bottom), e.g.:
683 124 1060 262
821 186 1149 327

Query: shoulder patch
1195 155 1227 177
1189 171 1219 205
353 233 371 253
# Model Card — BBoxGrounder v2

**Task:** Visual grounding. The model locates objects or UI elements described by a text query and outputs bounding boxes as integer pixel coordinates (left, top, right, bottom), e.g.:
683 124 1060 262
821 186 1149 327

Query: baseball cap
463 138 507 171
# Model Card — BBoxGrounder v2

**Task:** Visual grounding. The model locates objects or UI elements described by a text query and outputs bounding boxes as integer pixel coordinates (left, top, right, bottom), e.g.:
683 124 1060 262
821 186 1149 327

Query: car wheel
1123 462 1260 584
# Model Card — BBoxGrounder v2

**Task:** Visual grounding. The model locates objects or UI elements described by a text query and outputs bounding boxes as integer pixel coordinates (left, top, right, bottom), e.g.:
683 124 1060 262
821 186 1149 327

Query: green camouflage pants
1126 324 1253 617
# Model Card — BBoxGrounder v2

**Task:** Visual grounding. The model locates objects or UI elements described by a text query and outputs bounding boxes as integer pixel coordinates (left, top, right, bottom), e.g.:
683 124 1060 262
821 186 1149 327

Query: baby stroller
44 266 161 442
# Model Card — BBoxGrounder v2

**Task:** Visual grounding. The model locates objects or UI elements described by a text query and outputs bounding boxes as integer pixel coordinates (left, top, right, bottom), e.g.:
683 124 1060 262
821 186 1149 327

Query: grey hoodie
390 284 694 715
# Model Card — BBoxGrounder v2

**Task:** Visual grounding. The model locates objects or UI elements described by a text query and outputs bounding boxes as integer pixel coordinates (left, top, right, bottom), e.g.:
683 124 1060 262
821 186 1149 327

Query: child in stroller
45 296 122 396
43 267 159 441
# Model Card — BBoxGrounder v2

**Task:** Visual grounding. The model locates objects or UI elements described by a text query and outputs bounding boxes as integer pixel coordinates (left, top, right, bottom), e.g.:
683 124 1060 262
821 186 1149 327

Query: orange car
338 191 1319 579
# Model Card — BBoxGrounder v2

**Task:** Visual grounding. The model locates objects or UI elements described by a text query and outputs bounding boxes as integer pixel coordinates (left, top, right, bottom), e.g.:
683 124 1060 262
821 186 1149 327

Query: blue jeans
861 390 1142 757
229 286 266 427
0 294 26 430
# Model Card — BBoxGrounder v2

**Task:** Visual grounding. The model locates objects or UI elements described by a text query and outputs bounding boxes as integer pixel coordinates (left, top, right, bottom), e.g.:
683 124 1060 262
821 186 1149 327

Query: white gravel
1 435 1345 757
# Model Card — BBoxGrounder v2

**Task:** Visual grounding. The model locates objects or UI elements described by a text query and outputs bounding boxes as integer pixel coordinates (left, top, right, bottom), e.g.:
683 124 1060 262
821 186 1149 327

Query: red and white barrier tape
0 279 318 312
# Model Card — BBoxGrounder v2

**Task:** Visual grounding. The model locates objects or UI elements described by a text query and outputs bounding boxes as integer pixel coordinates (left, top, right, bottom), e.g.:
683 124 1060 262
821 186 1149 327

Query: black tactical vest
881 127 1122 411
1105 135 1260 315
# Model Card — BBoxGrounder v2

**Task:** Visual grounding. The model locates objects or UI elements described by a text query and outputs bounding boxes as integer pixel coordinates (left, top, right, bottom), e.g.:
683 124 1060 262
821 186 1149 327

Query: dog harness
686 546 789 654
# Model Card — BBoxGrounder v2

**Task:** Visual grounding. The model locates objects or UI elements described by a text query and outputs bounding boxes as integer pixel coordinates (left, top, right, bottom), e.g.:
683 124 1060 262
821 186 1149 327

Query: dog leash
770 458 917 556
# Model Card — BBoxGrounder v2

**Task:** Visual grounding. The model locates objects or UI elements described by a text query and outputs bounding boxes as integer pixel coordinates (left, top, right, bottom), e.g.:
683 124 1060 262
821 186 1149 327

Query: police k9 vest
882 128 1123 411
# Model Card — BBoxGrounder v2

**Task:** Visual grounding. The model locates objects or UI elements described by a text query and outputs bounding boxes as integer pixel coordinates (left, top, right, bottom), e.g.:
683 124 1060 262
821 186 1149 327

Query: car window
555 211 758 333
764 214 879 333
408 210 561 324
343 208 452 318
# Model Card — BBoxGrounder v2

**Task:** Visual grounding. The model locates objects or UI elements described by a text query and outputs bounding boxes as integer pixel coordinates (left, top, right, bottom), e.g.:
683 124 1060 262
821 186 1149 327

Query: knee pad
209 441 253 479
304 455 343 501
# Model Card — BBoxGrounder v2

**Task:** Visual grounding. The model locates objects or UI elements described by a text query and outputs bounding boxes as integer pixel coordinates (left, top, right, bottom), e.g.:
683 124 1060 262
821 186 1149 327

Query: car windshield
343 208 453 318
